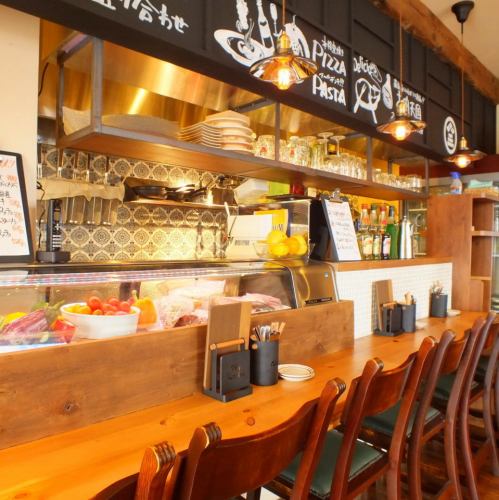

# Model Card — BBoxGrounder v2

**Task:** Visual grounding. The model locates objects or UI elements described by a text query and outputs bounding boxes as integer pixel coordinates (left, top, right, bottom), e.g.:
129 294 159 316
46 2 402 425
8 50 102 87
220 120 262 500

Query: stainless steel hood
38 20 430 169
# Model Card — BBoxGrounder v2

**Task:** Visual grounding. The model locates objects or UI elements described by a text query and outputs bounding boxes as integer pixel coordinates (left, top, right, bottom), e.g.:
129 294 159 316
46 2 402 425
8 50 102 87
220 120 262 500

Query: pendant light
249 0 317 90
377 10 426 140
445 1 484 168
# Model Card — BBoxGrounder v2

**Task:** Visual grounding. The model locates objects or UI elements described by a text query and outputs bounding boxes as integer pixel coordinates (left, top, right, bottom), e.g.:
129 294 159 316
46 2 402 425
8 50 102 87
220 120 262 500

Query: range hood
38 20 432 169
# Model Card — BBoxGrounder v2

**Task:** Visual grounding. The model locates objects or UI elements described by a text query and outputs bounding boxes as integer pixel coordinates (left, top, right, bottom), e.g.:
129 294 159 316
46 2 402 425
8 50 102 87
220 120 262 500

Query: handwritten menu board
321 197 361 262
0 151 33 262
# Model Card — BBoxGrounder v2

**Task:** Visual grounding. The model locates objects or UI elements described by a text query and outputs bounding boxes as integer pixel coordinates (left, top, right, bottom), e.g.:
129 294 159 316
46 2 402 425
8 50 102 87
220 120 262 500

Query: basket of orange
254 230 309 260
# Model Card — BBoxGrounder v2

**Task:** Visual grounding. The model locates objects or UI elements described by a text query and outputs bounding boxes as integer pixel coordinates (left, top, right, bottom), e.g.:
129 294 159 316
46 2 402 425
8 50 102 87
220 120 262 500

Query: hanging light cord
460 24 465 137
282 0 286 28
399 10 404 99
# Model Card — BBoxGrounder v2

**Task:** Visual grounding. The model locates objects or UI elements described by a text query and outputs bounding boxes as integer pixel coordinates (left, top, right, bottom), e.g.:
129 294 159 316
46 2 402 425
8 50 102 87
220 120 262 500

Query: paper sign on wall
0 151 33 262
321 197 361 262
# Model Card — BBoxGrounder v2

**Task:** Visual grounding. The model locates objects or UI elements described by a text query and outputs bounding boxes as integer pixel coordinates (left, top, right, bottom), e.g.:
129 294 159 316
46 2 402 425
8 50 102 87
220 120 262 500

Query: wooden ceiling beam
371 0 499 104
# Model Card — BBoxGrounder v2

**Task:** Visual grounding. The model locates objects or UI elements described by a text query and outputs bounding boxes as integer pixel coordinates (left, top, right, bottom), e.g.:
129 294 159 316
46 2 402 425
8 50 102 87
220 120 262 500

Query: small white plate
447 309 461 317
278 364 315 382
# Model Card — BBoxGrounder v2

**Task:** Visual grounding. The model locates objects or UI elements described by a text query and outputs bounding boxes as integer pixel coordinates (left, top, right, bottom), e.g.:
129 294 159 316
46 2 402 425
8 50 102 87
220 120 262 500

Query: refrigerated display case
0 260 337 352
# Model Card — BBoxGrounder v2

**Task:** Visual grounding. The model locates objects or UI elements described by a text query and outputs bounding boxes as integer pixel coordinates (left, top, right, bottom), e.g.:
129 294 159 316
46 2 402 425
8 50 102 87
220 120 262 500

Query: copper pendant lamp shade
444 1 484 168
249 0 317 90
377 11 426 140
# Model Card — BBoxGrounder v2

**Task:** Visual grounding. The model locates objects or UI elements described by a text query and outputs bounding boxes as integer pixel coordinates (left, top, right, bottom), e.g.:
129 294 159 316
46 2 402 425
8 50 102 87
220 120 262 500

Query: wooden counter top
0 312 482 499
333 256 451 272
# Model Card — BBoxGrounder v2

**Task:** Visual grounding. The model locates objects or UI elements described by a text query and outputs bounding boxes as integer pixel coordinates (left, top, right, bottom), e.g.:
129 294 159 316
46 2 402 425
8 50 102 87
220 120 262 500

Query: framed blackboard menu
321 196 361 262
0 151 33 263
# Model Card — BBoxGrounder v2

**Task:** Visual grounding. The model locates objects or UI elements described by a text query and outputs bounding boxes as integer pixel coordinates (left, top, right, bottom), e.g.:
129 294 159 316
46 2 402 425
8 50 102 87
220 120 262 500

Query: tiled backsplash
335 262 453 338
38 145 228 262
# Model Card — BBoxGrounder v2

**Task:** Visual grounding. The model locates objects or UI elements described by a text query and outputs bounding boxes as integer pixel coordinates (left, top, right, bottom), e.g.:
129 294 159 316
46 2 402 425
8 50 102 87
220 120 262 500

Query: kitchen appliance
398 216 414 259
35 198 71 263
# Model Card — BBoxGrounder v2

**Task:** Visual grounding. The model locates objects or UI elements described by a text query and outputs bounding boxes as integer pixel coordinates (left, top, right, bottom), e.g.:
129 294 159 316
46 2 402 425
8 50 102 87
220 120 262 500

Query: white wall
336 262 453 338
0 5 39 238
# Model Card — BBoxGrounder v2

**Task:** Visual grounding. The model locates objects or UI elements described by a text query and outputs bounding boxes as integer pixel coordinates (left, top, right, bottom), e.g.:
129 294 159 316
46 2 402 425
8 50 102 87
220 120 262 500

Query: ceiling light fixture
249 0 317 90
445 1 484 168
377 10 426 141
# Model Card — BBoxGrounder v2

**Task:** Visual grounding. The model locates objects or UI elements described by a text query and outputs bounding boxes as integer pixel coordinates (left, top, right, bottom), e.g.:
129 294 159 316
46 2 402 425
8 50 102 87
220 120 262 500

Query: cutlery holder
430 293 447 317
250 339 279 386
375 304 403 337
400 303 416 333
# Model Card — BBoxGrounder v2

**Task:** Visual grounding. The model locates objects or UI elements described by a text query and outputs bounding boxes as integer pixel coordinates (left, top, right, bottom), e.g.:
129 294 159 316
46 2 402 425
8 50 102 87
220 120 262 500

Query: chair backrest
439 329 469 375
333 336 437 499
168 377 346 500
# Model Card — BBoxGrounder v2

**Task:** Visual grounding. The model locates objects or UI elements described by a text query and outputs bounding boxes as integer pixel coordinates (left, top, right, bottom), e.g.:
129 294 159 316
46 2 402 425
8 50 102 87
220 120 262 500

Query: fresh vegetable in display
130 290 157 325
64 296 136 316
0 301 75 345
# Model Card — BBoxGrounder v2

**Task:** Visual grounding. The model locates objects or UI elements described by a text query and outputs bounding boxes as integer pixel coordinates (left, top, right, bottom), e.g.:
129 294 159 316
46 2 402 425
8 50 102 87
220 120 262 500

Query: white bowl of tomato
61 296 140 339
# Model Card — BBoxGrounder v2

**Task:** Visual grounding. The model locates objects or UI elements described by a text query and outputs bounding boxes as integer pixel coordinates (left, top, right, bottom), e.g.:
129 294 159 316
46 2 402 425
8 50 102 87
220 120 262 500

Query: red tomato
51 318 75 344
102 303 118 313
92 309 103 315
87 296 102 311
107 298 120 308
105 311 115 316
115 311 128 316
119 301 131 313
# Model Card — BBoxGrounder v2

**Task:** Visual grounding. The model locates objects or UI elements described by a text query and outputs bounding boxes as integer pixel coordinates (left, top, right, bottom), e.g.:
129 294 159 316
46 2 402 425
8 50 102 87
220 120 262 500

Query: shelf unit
54 36 427 203
427 193 499 311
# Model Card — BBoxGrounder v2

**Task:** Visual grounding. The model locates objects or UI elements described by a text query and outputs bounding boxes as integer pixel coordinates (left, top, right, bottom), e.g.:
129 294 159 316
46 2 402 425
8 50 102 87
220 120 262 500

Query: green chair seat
278 429 385 499
474 355 489 380
362 401 441 437
434 373 479 401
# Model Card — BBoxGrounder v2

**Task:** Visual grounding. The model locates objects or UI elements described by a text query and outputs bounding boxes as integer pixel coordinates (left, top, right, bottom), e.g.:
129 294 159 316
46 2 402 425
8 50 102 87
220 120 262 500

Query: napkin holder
203 338 252 403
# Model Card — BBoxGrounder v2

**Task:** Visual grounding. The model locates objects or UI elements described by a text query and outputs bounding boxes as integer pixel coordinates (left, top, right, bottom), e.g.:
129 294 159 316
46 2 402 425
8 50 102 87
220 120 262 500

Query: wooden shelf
471 231 499 237
125 199 228 210
470 275 492 281
58 125 426 202
332 257 451 272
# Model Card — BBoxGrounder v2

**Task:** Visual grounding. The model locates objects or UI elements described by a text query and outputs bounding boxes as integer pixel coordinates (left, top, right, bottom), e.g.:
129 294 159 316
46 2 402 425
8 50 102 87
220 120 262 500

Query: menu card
0 151 33 262
321 197 361 261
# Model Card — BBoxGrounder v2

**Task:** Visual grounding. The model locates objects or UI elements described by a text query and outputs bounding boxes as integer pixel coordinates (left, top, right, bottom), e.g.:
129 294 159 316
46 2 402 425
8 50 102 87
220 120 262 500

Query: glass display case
0 260 337 352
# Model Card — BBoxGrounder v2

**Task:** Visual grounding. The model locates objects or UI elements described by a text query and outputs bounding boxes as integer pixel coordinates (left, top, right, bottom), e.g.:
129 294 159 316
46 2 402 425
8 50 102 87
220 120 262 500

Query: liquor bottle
359 204 372 260
386 205 399 259
379 205 390 260
256 0 274 50
372 225 381 260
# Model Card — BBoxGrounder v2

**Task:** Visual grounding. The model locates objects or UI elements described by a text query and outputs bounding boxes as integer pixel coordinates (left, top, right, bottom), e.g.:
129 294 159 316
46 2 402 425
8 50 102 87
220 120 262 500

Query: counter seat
0 312 483 500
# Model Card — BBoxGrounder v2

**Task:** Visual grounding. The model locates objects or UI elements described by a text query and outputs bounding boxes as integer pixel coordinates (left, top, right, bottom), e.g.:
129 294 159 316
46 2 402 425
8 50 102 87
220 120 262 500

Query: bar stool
267 336 436 500
164 377 346 500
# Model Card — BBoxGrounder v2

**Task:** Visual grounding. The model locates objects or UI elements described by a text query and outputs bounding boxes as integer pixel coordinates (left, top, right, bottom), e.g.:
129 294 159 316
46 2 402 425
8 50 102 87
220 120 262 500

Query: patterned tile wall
38 145 228 262
335 262 453 338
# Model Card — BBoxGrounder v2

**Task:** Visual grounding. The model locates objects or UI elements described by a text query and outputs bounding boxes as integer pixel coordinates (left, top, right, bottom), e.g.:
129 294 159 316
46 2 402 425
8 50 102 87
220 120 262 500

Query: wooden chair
164 377 346 500
358 330 456 500
93 441 176 500
469 320 499 476
456 311 496 499
267 336 436 500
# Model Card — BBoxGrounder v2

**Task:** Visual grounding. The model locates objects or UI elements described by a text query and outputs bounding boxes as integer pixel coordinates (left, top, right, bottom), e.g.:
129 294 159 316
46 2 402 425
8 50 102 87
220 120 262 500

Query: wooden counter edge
332 257 452 272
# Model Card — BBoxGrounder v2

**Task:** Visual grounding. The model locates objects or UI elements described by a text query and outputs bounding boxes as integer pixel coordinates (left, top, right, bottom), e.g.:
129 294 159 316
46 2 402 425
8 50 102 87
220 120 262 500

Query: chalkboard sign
0 151 33 263
321 196 361 262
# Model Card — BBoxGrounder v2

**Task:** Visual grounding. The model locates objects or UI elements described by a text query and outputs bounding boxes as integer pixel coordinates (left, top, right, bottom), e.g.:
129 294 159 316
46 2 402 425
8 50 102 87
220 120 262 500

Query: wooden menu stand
202 302 253 402
202 338 252 402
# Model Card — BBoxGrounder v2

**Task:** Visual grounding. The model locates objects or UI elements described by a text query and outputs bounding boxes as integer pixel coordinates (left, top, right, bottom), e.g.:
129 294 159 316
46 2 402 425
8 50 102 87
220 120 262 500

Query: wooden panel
469 279 485 312
471 237 493 278
426 194 473 310
472 200 494 232
372 0 499 103
0 312 485 500
0 301 353 449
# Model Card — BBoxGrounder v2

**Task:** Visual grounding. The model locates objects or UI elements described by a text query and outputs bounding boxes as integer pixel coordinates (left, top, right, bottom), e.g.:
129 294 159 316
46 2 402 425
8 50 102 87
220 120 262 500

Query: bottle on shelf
379 205 390 260
450 171 463 195
372 225 382 260
358 204 373 260
386 205 399 259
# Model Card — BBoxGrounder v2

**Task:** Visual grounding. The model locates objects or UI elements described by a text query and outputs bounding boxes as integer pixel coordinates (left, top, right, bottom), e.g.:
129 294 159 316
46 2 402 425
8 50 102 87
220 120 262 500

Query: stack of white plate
205 110 254 154
178 123 222 147
278 364 315 382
